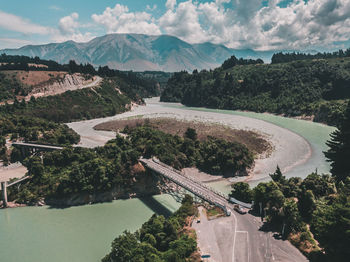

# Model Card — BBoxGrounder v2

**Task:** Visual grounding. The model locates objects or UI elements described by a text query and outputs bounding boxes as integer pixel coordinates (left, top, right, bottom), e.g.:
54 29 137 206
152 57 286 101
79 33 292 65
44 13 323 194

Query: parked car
233 204 247 214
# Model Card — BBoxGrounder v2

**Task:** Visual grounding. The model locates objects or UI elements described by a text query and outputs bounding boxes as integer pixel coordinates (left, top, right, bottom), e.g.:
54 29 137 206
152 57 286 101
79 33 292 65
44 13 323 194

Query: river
0 100 336 262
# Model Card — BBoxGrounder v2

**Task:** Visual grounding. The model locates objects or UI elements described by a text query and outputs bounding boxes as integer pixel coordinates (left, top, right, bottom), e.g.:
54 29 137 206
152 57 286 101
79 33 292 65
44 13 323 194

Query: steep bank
45 169 160 207
0 70 102 104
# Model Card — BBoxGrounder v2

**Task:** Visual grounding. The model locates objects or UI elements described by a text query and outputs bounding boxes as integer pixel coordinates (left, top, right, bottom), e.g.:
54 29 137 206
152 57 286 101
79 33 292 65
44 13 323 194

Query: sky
0 0 350 51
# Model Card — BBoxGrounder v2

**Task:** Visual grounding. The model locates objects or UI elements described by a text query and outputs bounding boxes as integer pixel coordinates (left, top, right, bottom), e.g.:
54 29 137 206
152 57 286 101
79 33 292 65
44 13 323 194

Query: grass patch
289 227 322 259
206 206 225 219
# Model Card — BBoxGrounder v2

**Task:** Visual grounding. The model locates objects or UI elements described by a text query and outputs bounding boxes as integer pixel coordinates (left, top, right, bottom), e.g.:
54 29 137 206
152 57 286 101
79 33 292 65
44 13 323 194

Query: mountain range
1 34 279 72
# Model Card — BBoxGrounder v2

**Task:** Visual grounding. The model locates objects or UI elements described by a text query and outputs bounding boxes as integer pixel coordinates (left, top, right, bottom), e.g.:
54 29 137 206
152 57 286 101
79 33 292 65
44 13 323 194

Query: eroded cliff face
29 73 98 99
45 167 161 207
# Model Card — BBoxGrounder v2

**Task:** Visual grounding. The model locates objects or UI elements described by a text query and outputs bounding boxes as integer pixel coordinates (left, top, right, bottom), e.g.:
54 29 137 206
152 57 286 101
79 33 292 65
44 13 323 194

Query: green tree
298 189 316 221
282 199 304 235
184 128 197 141
102 231 140 262
229 182 253 203
311 197 350 262
270 166 286 184
325 101 350 181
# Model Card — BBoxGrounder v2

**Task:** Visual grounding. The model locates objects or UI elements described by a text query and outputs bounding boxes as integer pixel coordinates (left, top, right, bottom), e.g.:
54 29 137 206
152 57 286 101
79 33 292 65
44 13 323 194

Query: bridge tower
1 181 7 207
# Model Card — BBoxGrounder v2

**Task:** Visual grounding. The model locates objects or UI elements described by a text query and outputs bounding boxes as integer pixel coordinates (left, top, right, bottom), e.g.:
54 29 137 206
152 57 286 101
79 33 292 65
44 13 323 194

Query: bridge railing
142 158 229 212
151 157 228 200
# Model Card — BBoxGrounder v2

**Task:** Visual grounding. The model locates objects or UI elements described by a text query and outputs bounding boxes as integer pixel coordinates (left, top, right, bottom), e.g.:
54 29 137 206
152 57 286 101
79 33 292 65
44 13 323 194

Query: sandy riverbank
67 97 311 185
0 163 27 183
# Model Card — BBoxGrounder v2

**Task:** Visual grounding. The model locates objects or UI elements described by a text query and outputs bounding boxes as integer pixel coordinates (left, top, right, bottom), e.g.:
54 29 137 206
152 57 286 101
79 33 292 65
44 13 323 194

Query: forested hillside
0 54 160 100
161 55 350 126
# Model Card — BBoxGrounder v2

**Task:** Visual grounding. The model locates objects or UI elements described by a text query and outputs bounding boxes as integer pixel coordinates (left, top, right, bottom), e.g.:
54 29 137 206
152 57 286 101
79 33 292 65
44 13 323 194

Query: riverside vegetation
7 125 254 204
229 102 350 262
161 51 350 126
102 195 198 262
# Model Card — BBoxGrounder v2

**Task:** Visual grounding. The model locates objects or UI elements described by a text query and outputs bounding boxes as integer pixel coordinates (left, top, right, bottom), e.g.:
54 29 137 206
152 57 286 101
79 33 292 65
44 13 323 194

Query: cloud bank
1 0 350 51
89 0 350 50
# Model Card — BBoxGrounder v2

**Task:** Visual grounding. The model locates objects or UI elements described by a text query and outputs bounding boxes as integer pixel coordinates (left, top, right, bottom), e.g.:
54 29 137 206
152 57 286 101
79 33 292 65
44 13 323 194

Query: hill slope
161 56 350 126
1 34 274 72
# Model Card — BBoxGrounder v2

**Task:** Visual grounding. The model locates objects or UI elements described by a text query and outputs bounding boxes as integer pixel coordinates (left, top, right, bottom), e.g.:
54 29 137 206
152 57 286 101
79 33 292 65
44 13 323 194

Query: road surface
193 206 308 262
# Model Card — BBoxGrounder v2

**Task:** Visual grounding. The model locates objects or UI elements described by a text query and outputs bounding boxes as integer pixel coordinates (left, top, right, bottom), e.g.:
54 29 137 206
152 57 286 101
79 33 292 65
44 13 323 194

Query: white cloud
166 0 177 10
3 1 350 51
54 12 94 43
159 1 209 43
158 0 350 50
91 4 161 35
59 12 79 35
0 10 50 35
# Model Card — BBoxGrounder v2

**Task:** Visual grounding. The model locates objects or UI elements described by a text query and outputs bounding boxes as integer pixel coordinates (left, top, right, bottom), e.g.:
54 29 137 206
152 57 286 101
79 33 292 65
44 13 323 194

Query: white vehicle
233 204 247 214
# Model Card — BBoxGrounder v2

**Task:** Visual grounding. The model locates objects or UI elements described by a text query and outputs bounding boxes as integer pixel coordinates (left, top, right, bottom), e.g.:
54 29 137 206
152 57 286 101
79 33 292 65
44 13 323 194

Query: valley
0 27 349 262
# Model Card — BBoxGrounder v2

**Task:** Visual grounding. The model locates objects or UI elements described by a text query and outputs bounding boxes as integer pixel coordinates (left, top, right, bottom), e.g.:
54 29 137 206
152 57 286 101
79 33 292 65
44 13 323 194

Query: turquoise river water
0 104 336 262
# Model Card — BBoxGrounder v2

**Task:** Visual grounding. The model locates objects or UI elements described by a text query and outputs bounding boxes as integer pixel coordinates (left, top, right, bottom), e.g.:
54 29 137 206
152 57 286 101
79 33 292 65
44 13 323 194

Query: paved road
194 206 308 262
82 75 102 88
0 163 27 183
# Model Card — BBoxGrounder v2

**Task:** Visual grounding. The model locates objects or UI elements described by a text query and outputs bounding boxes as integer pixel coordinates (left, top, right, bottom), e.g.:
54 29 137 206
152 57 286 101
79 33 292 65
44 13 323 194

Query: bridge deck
12 142 63 150
7 176 31 187
140 158 229 211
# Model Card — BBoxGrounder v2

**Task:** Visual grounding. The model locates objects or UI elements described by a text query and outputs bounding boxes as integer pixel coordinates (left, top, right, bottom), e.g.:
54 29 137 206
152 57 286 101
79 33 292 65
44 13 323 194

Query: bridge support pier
1 182 8 208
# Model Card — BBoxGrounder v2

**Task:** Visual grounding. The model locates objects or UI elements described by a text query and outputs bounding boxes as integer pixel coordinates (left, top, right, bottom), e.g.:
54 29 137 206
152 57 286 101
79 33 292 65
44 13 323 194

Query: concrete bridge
1 141 61 207
140 158 231 215
10 142 64 160
1 176 31 208
12 142 63 153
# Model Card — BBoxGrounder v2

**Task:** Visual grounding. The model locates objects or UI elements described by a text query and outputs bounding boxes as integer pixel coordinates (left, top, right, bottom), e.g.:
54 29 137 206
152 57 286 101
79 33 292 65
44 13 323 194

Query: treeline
0 54 159 97
0 54 64 71
0 54 102 74
272 48 350 64
102 195 198 262
8 126 254 203
221 55 264 70
161 55 350 126
230 103 350 261
98 67 160 98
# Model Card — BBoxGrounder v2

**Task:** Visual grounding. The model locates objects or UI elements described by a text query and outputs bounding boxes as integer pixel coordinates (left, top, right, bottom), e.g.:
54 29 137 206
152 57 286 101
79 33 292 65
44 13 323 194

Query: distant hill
1 34 277 72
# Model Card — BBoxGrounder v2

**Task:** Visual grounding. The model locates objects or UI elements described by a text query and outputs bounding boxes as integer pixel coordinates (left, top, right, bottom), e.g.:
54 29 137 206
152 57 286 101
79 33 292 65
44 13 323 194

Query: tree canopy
325 101 350 181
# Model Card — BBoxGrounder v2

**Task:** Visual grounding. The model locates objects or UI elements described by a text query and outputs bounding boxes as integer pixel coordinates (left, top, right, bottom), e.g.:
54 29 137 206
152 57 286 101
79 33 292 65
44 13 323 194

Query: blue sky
0 0 349 51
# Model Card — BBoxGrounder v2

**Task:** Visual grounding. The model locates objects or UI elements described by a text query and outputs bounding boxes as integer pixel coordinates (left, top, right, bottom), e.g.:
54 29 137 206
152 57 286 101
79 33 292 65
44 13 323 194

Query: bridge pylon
1 181 8 208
